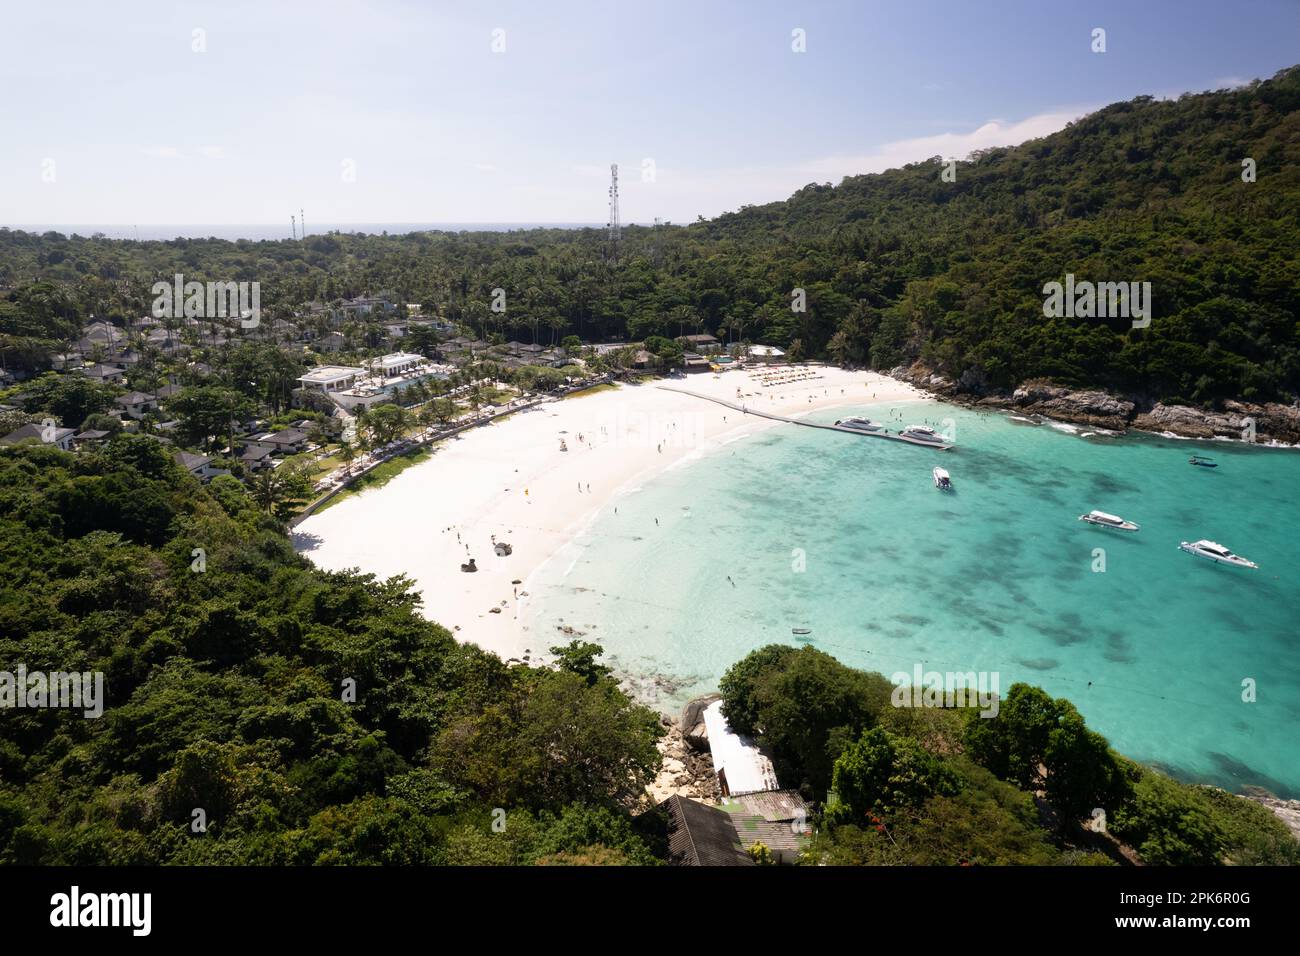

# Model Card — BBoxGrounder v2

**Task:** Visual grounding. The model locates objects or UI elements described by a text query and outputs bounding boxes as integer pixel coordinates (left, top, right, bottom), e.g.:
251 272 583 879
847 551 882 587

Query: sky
1 0 1297 228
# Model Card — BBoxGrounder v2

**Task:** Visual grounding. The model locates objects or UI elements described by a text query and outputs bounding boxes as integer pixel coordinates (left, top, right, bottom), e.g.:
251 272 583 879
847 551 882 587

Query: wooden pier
656 385 954 450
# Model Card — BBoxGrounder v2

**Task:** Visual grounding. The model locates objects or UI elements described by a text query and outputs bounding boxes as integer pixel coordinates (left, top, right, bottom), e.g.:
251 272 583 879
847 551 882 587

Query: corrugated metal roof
662 795 754 867
725 812 808 853
728 789 809 822
702 700 780 795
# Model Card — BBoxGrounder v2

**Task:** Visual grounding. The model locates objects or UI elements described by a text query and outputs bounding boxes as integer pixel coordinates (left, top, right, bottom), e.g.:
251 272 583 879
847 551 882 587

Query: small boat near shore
1178 539 1257 568
1078 510 1139 532
1189 455 1218 468
933 466 952 490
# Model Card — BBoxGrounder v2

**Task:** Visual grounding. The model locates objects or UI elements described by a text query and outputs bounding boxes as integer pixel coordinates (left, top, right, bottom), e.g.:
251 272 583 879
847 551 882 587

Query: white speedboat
1078 510 1139 532
836 417 885 432
932 467 952 490
901 425 948 444
1178 539 1258 569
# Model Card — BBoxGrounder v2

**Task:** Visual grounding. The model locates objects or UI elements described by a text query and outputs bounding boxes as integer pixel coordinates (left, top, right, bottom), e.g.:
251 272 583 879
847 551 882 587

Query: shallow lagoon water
527 400 1300 797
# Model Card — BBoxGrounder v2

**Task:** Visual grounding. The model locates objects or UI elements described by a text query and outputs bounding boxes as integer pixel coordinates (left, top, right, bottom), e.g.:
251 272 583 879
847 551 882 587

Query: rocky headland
889 365 1300 445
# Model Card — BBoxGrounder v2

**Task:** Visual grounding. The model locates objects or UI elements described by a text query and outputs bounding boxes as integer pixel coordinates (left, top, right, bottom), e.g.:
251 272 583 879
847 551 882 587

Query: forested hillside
3 67 1297 408
0 439 666 864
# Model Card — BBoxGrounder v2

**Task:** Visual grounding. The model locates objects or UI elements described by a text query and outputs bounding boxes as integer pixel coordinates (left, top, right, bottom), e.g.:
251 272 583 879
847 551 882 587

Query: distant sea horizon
2 222 619 242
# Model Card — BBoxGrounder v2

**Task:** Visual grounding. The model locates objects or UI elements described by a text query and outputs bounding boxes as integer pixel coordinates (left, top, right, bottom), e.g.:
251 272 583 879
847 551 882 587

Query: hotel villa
297 352 453 411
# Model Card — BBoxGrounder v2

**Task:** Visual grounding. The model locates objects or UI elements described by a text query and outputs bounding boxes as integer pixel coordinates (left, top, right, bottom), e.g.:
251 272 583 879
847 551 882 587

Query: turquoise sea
526 400 1300 797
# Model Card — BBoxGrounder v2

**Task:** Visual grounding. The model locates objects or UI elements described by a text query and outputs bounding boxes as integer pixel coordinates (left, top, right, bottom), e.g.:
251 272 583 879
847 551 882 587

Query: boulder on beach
681 693 721 751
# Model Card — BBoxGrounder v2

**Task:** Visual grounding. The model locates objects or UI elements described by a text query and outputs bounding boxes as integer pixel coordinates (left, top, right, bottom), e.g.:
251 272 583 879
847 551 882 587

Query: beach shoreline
293 365 928 662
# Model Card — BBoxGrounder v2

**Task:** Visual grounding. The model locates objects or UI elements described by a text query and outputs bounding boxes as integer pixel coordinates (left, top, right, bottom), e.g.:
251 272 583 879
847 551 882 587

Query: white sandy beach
294 365 927 662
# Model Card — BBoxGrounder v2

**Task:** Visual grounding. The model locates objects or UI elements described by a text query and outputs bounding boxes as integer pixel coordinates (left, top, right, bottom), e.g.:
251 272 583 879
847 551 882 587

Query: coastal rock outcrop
680 693 721 752
1011 383 1135 430
887 363 1300 445
1241 787 1300 842
1132 401 1300 445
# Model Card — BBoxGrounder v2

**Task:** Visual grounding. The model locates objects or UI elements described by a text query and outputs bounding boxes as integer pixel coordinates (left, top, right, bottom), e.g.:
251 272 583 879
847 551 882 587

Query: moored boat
1078 510 1139 532
1189 455 1218 468
835 417 885 433
1178 539 1257 568
933 466 952 490
901 424 948 444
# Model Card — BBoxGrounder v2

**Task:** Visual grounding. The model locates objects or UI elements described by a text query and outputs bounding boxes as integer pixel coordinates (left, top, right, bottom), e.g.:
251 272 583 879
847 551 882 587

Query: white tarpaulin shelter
702 699 780 796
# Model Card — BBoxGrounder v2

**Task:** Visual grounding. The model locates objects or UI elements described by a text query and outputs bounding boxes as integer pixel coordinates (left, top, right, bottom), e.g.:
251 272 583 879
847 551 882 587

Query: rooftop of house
722 789 809 821
247 428 309 445
173 451 211 471
73 364 125 378
661 795 755 867
723 811 808 857
1 423 76 445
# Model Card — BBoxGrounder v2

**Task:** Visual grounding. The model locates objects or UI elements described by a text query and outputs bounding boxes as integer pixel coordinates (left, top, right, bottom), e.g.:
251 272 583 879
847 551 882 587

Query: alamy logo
151 273 260 327
50 886 151 936
890 664 1000 718
0 666 103 717
1042 274 1151 329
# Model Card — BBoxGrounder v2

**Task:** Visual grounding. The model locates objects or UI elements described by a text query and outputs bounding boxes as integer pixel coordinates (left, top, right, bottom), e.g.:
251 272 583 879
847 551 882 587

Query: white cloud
620 107 1096 222
797 109 1094 180
1214 76 1249 89
140 145 182 159
197 145 227 159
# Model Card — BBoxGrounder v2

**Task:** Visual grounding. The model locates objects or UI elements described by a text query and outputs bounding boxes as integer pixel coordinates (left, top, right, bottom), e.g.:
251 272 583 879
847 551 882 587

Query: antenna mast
606 163 620 244
291 216 297 240
300 208 306 240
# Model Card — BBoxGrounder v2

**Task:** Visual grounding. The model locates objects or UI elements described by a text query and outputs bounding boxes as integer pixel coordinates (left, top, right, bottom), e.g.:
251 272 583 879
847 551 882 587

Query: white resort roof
702 699 780 796
371 351 425 370
298 365 365 385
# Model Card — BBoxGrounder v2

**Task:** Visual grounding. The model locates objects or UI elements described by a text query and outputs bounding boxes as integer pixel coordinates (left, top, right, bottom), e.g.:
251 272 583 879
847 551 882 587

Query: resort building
115 391 158 420
683 352 712 374
72 364 127 386
242 428 311 456
172 450 226 481
365 351 427 378
1 423 76 451
298 354 452 411
679 333 721 354
297 365 367 395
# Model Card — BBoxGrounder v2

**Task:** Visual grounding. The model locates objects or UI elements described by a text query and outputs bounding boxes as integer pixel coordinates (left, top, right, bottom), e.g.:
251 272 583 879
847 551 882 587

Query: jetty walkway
656 385 953 450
